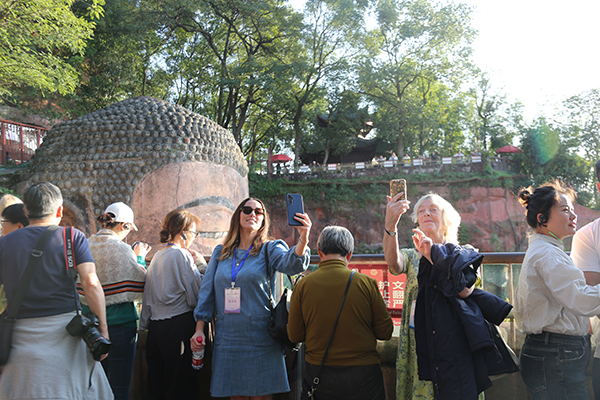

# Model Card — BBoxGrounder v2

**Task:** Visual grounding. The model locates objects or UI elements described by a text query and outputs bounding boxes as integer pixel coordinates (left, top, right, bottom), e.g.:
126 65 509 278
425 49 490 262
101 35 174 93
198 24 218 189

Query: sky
289 0 600 122
461 0 600 121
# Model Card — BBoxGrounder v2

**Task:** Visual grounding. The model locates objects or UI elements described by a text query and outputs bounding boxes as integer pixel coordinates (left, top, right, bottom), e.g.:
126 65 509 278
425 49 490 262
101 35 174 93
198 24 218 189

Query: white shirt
572 218 600 355
515 233 600 336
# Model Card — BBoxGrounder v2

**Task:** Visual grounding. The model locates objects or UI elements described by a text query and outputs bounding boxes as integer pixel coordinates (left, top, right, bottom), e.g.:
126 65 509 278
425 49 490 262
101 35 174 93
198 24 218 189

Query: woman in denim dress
191 197 311 399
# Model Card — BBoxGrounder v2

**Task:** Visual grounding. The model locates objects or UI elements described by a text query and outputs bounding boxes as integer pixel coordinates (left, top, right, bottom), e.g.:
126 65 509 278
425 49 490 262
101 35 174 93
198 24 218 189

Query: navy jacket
415 243 517 400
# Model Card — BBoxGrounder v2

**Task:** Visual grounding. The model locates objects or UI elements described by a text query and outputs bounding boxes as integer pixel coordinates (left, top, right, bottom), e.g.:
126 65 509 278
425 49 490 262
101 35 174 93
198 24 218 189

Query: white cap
104 202 138 231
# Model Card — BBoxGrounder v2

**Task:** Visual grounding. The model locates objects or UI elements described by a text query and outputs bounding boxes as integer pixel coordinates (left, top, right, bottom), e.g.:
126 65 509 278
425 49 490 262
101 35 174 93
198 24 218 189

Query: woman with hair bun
191 197 311 400
83 202 150 400
515 180 600 399
140 208 203 400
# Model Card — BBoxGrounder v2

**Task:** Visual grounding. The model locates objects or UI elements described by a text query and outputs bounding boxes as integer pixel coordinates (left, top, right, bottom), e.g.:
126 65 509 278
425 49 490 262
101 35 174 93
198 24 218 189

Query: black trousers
593 357 600 400
304 362 386 400
146 312 199 400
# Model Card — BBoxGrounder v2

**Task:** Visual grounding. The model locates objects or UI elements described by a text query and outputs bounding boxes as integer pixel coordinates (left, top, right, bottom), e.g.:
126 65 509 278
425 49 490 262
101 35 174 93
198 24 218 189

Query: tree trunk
396 115 405 159
322 139 331 165
293 104 303 172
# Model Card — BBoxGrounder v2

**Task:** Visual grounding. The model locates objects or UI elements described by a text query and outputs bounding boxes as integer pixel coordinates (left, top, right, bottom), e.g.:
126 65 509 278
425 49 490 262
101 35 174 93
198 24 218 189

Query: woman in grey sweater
140 209 203 400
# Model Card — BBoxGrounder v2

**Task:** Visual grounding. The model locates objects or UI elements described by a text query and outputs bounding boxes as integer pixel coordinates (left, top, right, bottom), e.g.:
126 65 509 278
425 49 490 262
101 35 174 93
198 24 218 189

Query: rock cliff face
264 185 600 253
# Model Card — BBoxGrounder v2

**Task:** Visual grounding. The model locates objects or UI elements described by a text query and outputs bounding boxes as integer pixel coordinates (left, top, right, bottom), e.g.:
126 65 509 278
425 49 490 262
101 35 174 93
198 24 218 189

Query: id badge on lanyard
225 246 253 314
225 286 241 313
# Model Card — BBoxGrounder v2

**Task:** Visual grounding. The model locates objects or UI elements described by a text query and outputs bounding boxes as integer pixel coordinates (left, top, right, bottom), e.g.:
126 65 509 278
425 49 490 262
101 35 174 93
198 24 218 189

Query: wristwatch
384 228 397 236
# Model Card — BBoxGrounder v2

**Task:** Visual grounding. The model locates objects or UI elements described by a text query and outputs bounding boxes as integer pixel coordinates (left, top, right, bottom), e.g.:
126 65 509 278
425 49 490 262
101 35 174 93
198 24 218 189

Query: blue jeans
101 324 137 400
520 332 591 400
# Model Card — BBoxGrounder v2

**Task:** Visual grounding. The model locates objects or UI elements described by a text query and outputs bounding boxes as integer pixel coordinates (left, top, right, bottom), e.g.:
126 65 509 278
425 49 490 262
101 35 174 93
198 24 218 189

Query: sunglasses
241 206 264 216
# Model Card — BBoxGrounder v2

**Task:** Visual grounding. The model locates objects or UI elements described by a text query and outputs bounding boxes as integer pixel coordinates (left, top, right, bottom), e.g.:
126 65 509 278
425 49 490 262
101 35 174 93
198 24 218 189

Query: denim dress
194 240 310 397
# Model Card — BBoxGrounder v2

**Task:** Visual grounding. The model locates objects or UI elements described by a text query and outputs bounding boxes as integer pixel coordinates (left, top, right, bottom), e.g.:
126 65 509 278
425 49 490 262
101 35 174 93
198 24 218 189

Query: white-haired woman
383 193 480 400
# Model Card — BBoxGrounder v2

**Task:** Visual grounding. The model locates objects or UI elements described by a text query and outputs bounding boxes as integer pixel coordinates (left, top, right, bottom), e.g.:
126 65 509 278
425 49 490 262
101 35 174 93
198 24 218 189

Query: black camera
66 313 111 361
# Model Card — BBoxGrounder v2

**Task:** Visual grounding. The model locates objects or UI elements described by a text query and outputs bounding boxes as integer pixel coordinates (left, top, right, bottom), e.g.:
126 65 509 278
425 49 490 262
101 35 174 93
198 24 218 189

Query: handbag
301 271 355 400
265 241 298 350
0 225 59 366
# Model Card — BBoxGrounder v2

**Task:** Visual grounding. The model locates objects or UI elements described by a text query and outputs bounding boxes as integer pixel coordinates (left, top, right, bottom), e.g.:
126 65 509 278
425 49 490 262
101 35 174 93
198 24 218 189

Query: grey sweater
139 245 203 330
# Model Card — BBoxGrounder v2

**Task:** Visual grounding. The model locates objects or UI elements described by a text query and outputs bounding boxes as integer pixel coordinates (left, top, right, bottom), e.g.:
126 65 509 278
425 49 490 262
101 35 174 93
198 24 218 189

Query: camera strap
63 227 82 316
4 225 59 322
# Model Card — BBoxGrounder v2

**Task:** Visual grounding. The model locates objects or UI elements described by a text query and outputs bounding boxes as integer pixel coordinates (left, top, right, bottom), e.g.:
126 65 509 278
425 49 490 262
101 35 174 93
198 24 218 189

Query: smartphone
131 241 140 250
390 179 407 201
286 194 304 226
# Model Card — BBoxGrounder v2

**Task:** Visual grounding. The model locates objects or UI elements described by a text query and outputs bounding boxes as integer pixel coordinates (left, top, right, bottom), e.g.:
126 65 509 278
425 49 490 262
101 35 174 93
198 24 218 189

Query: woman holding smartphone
140 209 203 400
515 181 600 399
384 192 470 400
191 197 311 400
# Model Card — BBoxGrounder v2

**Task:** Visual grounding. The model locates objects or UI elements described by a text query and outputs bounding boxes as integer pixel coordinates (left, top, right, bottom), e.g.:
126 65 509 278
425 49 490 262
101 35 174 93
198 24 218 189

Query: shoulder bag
302 271 355 400
265 241 299 350
0 225 59 366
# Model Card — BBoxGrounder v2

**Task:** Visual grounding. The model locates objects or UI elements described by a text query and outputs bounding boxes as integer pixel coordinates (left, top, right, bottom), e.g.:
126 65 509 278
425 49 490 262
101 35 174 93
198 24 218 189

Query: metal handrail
309 252 525 265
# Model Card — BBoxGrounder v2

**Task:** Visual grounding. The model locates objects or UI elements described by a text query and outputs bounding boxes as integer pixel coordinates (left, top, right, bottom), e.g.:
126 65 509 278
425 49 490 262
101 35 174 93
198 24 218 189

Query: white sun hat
104 202 138 231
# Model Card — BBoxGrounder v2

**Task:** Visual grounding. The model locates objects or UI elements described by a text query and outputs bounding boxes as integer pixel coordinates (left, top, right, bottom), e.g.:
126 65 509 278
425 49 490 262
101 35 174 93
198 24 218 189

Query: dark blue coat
414 243 516 400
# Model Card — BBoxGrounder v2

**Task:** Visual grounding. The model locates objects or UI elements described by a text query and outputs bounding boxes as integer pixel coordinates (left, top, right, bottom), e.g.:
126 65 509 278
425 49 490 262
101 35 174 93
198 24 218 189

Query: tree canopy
0 0 105 98
3 0 600 206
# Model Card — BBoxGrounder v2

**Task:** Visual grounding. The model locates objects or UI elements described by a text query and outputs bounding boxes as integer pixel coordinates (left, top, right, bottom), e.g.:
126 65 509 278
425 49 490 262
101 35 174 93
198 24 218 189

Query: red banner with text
349 263 406 327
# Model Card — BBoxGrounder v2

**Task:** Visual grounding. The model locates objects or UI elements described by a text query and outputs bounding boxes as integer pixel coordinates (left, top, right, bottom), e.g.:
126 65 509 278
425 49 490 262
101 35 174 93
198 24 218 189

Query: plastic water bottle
192 337 205 370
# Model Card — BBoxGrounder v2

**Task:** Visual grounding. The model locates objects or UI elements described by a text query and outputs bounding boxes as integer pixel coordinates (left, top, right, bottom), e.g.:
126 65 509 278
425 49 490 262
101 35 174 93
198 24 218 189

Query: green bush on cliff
248 169 524 211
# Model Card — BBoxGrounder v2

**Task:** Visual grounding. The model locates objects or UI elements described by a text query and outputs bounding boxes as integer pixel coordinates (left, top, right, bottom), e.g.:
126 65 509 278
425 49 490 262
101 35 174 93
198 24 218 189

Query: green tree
563 89 600 165
66 0 165 115
0 0 104 98
147 0 302 149
470 74 522 155
358 0 475 158
284 0 368 170
518 118 592 204
401 78 469 157
303 89 369 164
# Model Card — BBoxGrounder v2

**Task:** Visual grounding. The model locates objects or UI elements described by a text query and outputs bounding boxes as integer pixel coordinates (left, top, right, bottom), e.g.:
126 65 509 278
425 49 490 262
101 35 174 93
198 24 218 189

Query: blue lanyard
232 245 253 285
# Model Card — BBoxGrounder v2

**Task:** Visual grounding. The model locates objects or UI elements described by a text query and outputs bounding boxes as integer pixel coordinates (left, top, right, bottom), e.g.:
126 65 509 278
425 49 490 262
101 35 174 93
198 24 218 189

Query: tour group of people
2 159 600 400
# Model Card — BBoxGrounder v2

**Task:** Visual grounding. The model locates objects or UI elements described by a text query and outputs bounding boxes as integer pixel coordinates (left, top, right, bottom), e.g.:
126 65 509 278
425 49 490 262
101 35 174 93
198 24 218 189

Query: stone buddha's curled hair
518 180 576 229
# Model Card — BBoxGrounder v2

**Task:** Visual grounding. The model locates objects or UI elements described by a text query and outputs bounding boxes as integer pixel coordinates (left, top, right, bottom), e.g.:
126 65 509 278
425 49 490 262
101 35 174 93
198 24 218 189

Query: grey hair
410 192 461 244
23 182 63 219
317 226 354 256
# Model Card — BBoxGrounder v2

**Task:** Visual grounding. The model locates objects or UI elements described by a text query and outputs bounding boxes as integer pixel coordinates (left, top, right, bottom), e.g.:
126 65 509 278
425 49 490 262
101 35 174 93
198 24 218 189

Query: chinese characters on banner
350 263 406 327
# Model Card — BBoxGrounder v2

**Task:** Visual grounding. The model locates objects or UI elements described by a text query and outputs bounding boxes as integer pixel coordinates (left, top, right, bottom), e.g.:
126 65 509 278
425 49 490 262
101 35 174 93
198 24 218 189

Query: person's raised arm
77 262 108 340
383 193 410 274
293 213 312 256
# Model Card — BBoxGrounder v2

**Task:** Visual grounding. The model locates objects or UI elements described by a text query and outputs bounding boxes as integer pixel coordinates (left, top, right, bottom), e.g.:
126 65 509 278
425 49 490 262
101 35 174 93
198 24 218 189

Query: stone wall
264 185 600 253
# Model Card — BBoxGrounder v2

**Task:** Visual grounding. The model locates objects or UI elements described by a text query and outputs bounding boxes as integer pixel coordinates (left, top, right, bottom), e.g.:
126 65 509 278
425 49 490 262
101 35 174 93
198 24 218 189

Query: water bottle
192 337 205 370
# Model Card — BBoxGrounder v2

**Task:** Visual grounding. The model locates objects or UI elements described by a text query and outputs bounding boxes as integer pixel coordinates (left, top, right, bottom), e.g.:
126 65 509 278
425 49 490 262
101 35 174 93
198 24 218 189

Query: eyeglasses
241 206 264 216
1 220 11 225
184 230 200 238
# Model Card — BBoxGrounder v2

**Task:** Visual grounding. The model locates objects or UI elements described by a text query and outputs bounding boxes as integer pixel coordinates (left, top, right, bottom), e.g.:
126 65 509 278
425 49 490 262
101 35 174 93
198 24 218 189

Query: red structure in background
0 119 48 165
